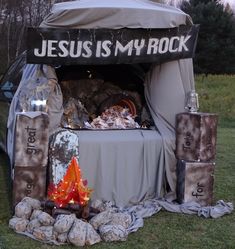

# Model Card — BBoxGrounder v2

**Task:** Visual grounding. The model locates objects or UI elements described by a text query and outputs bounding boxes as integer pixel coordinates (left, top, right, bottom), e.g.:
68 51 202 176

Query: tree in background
181 0 235 74
0 0 58 74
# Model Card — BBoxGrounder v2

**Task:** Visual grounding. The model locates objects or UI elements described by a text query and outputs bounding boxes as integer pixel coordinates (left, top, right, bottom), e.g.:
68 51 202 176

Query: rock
108 213 132 229
54 214 76 234
85 222 101 245
37 212 55 226
68 219 87 246
33 226 56 241
26 219 41 234
89 210 114 230
90 199 116 212
9 217 29 233
15 201 32 219
57 232 68 243
30 210 43 220
90 199 105 212
99 224 128 242
22 197 41 210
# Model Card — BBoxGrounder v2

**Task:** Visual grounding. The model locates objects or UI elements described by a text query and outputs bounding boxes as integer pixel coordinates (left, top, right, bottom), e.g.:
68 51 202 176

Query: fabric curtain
145 58 195 198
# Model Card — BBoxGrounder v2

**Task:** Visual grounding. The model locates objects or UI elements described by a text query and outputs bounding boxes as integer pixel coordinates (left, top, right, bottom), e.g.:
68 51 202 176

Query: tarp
7 0 196 205
40 0 192 29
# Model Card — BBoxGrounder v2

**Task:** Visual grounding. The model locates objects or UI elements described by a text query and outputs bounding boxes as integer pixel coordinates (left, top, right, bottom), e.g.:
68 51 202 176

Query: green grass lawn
196 74 235 128
0 75 234 249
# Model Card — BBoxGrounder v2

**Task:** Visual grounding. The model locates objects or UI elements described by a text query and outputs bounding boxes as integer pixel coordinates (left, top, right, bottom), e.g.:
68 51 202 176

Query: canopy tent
40 0 192 29
7 0 196 206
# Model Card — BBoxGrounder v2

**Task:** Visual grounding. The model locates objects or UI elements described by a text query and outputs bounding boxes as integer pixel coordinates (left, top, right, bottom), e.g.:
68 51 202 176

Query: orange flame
48 157 93 207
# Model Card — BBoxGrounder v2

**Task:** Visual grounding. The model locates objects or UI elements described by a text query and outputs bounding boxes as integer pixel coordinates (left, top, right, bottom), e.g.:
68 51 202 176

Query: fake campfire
9 157 133 246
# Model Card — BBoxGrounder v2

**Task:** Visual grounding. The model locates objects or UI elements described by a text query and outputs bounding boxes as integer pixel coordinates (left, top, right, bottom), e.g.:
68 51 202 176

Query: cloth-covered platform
49 129 168 207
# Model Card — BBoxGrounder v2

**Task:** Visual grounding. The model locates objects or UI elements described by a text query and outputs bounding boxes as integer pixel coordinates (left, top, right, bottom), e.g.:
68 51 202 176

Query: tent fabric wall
7 0 196 203
7 65 63 168
145 59 195 198
40 0 192 29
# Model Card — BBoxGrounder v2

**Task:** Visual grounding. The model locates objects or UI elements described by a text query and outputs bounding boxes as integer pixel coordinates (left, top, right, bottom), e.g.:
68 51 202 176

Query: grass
196 74 235 128
0 75 235 248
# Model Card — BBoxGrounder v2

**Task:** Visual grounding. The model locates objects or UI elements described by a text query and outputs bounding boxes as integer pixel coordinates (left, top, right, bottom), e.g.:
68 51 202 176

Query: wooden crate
176 112 218 162
176 160 215 206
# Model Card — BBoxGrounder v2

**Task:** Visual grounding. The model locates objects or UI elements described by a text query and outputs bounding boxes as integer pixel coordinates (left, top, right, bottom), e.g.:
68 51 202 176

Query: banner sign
27 25 199 65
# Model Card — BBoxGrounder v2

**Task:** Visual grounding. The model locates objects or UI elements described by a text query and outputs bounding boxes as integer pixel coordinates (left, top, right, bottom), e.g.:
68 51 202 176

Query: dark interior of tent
55 63 154 130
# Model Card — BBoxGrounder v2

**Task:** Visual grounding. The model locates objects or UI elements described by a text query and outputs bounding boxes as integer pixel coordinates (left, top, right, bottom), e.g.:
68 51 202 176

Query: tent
7 0 197 207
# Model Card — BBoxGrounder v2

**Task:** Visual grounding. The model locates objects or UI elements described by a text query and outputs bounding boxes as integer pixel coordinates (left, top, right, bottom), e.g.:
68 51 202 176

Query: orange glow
48 157 93 207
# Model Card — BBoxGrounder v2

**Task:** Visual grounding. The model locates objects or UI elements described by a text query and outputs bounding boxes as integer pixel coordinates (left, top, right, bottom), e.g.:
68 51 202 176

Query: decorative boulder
9 217 29 233
85 222 101 245
99 224 128 242
54 214 76 234
15 201 32 219
33 226 56 241
37 211 55 226
22 197 41 210
68 219 87 246
108 213 132 229
57 232 68 243
89 210 114 230
90 200 116 212
27 219 41 234
30 210 43 220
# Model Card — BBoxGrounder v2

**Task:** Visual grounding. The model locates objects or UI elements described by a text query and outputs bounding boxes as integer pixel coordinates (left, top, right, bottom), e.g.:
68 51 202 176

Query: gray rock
33 226 56 241
9 217 29 232
57 232 68 243
22 197 41 210
15 201 32 219
37 212 55 226
90 199 105 212
54 214 76 233
90 200 116 212
89 210 114 230
108 213 132 229
99 224 128 242
85 222 101 245
30 210 43 220
26 218 41 234
68 219 87 246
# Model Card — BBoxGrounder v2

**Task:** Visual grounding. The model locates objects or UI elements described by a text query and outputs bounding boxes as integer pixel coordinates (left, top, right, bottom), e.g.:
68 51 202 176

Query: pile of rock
9 197 132 246
87 105 140 129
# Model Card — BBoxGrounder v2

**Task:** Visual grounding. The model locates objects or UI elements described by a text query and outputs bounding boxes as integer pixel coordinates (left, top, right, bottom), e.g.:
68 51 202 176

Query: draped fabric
7 0 195 203
40 0 192 29
144 59 195 198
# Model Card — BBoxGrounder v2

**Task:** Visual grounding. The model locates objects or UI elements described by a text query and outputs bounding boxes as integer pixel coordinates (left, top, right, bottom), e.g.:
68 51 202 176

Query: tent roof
40 0 192 29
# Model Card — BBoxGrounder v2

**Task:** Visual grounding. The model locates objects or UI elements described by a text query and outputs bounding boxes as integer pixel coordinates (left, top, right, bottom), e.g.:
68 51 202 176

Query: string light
47 156 93 207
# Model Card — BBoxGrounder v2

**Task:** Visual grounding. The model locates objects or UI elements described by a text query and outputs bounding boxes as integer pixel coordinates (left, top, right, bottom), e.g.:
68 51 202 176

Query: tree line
0 0 234 75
